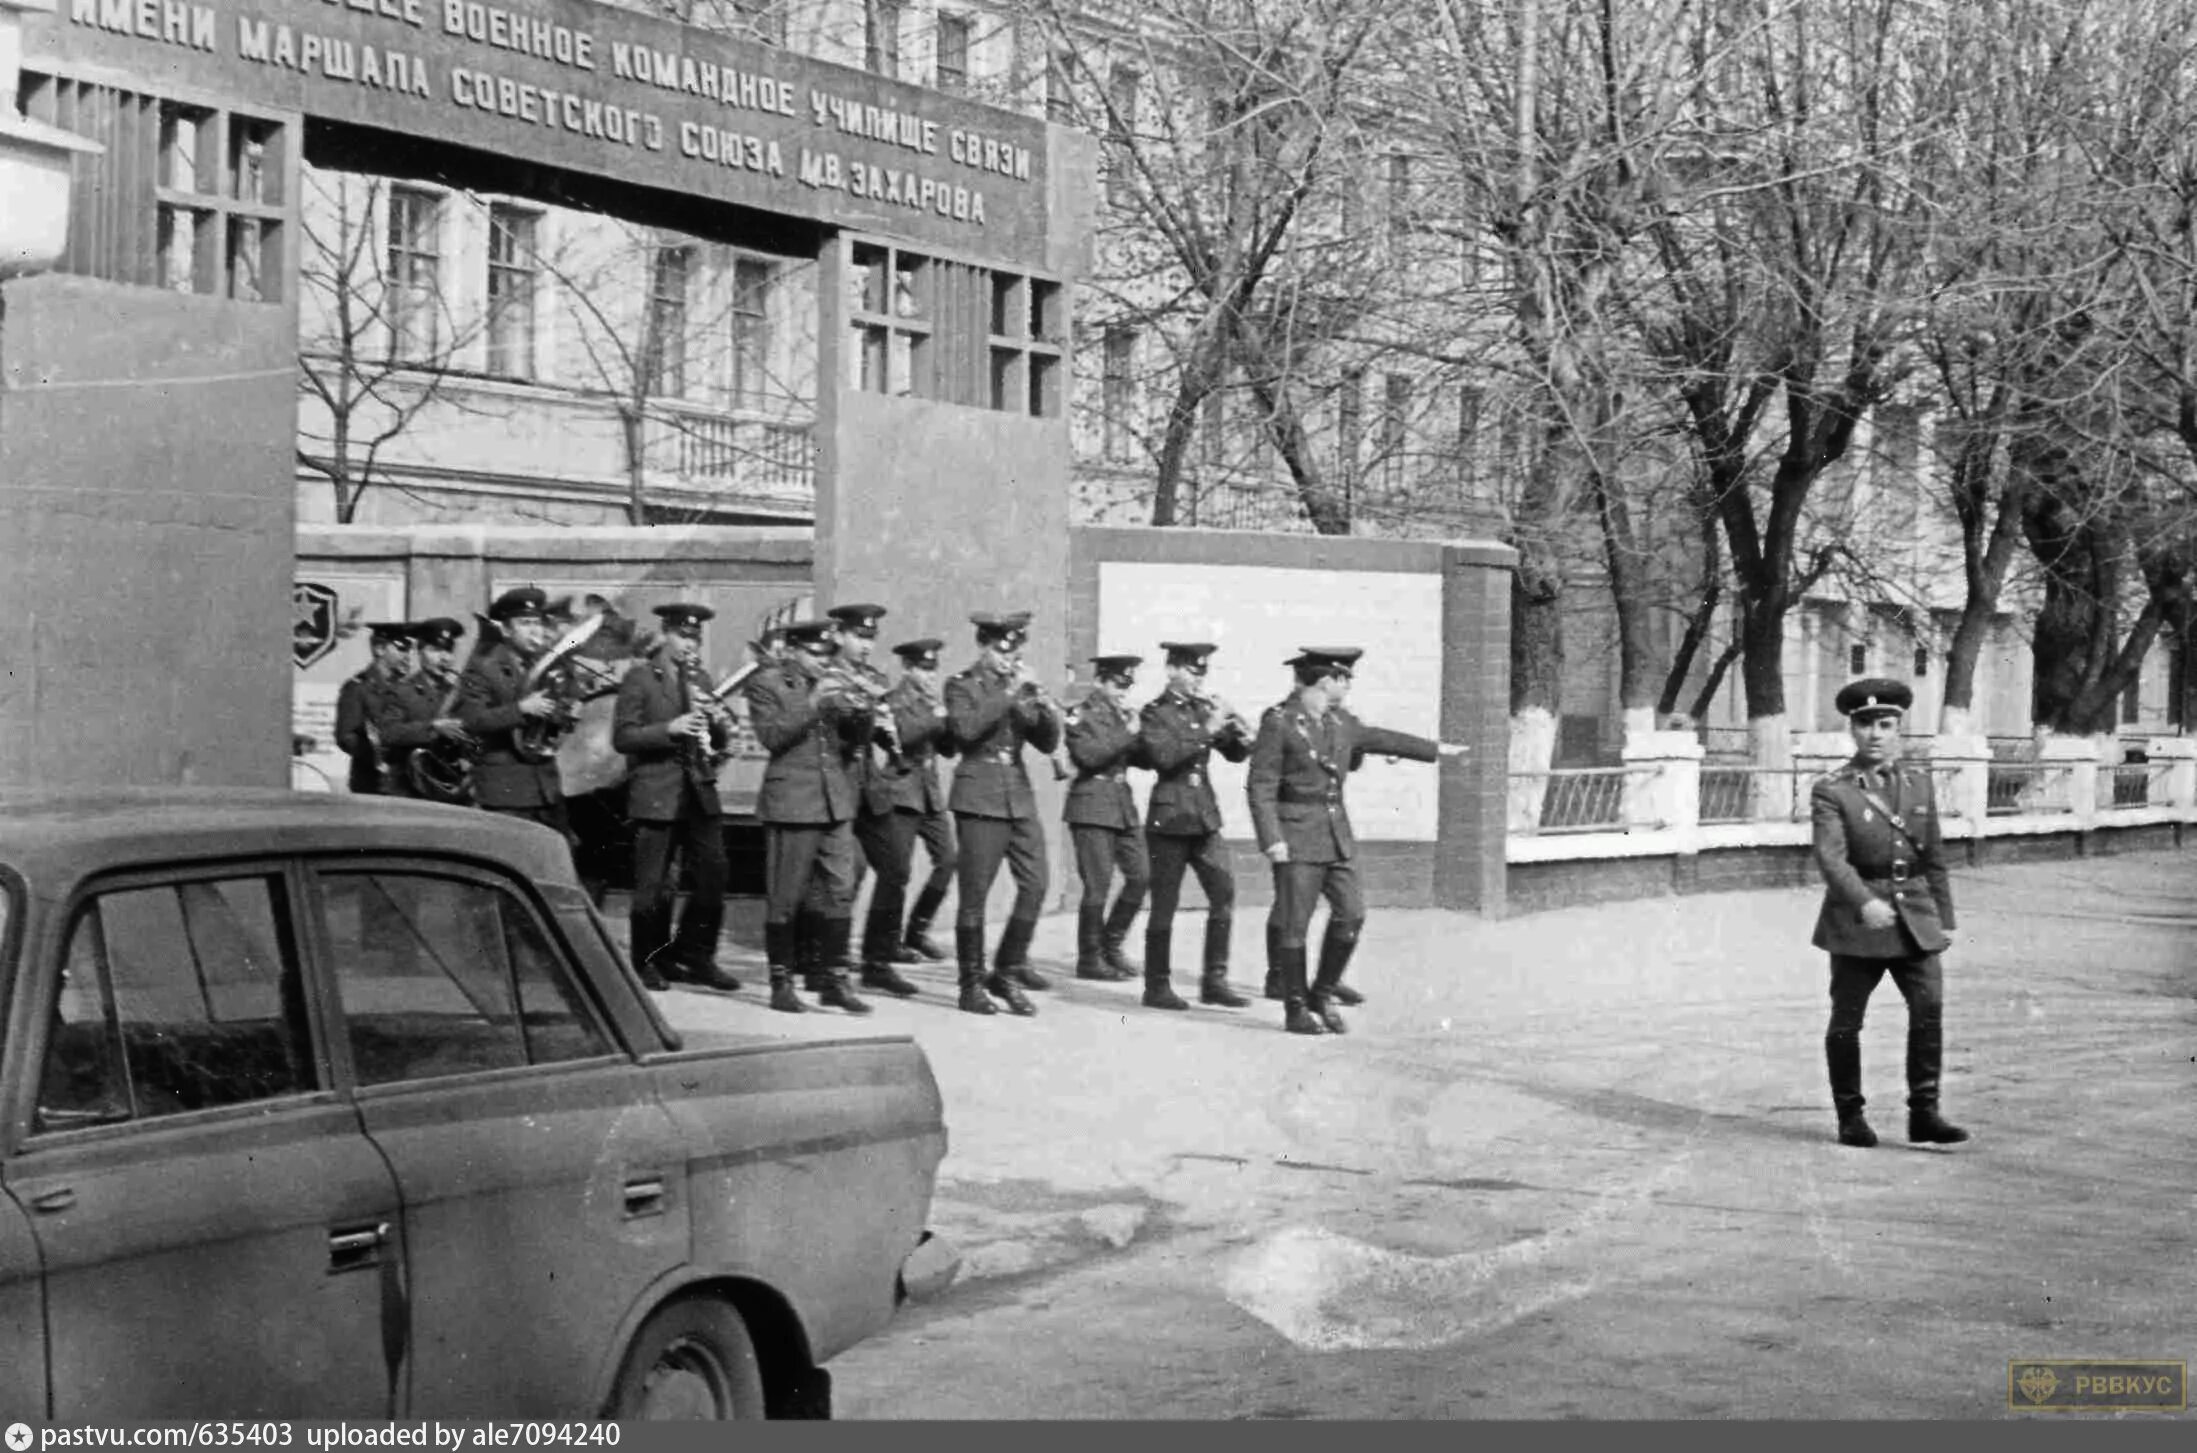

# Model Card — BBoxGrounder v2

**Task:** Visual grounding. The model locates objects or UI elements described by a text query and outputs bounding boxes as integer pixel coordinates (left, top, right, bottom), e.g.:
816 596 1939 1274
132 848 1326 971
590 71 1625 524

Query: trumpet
1011 667 1073 782
1195 685 1255 742
817 661 905 770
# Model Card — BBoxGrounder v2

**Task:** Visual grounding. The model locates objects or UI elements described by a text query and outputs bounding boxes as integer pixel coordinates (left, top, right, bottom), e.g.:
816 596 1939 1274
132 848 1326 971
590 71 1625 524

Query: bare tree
297 172 497 524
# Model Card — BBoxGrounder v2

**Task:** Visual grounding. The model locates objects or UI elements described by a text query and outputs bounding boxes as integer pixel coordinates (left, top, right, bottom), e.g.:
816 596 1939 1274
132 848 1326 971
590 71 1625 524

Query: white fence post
1623 732 1702 848
1925 733 1992 833
2146 737 2197 812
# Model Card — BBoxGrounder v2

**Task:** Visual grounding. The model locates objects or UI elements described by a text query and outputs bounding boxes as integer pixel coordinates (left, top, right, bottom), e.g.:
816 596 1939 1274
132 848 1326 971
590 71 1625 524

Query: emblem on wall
292 581 343 669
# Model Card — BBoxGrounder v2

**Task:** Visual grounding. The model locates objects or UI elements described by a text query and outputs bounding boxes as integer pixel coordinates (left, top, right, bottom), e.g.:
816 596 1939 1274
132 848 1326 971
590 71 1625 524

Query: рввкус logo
293 581 342 669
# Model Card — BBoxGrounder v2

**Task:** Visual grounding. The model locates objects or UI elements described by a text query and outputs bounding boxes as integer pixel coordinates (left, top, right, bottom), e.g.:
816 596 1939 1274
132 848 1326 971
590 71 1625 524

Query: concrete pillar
1434 542 1517 915
1923 734 1991 830
1621 731 1701 846
2146 736 2197 811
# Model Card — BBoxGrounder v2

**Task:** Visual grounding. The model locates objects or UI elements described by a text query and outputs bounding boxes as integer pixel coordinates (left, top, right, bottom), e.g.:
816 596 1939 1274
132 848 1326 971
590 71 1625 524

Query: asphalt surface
653 852 2197 1419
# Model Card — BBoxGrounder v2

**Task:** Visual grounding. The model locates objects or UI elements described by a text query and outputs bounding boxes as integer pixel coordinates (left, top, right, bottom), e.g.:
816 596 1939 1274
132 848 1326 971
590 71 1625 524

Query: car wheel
607 1298 767 1421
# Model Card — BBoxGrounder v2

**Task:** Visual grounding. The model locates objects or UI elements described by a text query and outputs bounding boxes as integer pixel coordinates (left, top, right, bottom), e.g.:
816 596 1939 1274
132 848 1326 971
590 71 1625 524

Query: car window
35 875 313 1131
319 870 610 1086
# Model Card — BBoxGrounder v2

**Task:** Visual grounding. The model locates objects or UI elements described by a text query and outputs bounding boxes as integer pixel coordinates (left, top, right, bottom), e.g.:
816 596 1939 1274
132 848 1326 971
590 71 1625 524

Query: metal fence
1986 761 2073 816
2100 761 2170 811
1698 767 1824 825
1510 767 1660 836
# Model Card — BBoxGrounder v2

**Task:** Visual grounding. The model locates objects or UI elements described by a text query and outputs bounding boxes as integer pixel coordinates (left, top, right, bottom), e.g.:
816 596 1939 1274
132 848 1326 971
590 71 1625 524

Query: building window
730 255 772 409
1385 152 1413 250
485 204 539 380
1913 644 1930 678
385 186 442 363
936 11 970 93
1337 369 1364 491
866 0 902 78
1849 642 1868 676
1456 385 1484 497
1106 64 1140 208
2122 676 2142 725
1102 326 1136 461
1379 373 1412 487
645 245 691 399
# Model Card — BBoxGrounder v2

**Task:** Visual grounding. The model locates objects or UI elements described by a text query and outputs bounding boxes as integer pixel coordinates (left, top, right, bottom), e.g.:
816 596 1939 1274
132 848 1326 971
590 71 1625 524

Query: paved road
656 852 2197 1419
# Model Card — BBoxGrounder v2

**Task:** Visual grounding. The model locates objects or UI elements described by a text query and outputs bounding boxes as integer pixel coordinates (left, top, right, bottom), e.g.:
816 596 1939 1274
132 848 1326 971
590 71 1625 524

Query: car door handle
29 1188 75 1214
329 1221 390 1272
622 1177 667 1219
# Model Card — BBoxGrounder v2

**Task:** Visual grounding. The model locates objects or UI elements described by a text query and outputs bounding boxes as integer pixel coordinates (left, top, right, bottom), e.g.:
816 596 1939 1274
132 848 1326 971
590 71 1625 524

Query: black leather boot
860 962 922 997
1099 891 1143 979
1262 919 1284 1000
860 898 903 977
1199 915 1247 1007
901 885 949 962
1906 1012 1968 1143
796 907 825 994
995 916 1049 991
1827 1030 1872 1146
982 950 1038 1016
764 922 806 1014
815 918 872 1014
1074 905 1109 979
1308 921 1358 1033
1142 928 1187 1010
1280 948 1323 1034
955 923 996 1015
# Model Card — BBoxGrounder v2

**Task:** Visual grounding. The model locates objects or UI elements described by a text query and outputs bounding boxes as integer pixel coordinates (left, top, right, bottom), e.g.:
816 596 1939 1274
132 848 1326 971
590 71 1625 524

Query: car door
4 866 406 1419
303 858 688 1417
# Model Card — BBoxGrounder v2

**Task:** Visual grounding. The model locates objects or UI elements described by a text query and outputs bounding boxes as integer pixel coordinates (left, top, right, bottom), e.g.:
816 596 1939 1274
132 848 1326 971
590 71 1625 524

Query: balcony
644 407 815 517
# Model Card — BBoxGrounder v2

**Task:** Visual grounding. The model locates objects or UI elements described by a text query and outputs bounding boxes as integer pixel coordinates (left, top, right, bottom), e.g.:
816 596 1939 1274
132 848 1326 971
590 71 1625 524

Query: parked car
0 788 955 1420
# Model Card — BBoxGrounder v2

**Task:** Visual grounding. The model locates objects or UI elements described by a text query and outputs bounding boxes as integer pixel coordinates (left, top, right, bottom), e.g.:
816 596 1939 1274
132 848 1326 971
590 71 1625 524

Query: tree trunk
1588 464 1660 734
1657 511 1722 720
1149 344 1221 528
331 414 358 524
620 407 648 526
1253 381 1350 534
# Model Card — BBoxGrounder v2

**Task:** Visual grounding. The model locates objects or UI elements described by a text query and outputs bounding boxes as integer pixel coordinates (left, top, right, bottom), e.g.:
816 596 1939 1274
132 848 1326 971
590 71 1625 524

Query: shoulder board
1262 703 1286 721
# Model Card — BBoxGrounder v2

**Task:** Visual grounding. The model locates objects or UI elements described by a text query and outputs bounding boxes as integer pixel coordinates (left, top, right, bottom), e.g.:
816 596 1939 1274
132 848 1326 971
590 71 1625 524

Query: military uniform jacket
842 659 897 814
745 656 861 826
1063 690 1148 831
875 677 955 816
334 669 405 795
1810 758 1956 957
945 660 1061 820
1246 700 1439 863
455 642 564 809
612 650 730 822
1138 690 1251 836
369 670 458 797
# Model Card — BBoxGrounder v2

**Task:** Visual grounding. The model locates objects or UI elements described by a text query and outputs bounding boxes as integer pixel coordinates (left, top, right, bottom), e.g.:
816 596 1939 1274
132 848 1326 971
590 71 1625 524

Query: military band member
456 587 578 850
333 622 415 795
891 641 959 965
747 618 871 1015
1137 642 1254 1011
1812 677 1968 1148
612 604 740 995
822 603 921 997
1064 653 1151 981
945 611 1061 1017
1245 647 1447 1036
849 636 958 998
374 617 470 800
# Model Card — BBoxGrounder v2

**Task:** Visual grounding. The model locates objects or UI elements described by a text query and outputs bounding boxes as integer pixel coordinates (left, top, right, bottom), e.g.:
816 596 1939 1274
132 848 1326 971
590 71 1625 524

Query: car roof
0 787 580 897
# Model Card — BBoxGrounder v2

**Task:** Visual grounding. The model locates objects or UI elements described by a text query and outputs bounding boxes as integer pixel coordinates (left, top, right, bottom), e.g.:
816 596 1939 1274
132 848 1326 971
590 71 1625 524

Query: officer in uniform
894 642 960 966
851 637 957 999
333 622 415 795
1812 677 1969 1148
945 611 1061 1017
825 603 919 997
1063 653 1151 981
1137 642 1254 1011
374 617 469 800
457 587 578 850
1245 647 1448 1035
746 618 871 1015
612 603 740 995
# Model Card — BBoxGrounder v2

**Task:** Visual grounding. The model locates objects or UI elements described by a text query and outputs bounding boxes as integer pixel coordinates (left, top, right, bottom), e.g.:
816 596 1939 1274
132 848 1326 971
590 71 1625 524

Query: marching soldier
1064 653 1151 981
1137 642 1254 1011
1812 677 1968 1149
851 636 959 998
892 641 959 966
456 587 577 849
333 622 415 795
746 618 871 1015
612 603 741 995
375 617 470 801
1245 647 1450 1035
945 611 1061 1017
825 603 918 997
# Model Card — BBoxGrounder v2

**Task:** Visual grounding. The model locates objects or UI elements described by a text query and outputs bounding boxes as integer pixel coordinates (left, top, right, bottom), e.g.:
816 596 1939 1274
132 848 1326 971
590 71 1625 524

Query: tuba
406 671 476 804
511 614 606 762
